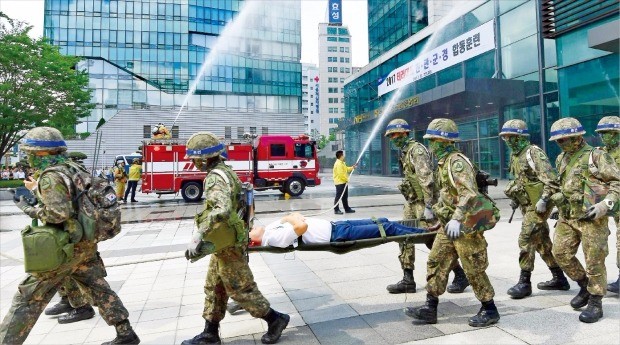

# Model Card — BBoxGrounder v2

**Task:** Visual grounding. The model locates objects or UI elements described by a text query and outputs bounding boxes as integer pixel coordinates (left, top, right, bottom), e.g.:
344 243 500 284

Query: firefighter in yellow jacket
332 150 357 214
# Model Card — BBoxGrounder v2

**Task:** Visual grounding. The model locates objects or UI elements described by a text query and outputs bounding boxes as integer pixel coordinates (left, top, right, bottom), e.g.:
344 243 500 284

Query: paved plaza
0 175 618 344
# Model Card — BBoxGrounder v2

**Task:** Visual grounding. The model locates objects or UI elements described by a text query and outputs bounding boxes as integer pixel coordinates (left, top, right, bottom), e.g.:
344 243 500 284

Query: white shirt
262 217 332 248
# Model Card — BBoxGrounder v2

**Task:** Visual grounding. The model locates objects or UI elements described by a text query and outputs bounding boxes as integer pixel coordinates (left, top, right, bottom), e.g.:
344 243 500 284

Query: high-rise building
302 63 320 136
344 0 619 177
43 0 302 162
368 0 429 61
318 23 351 138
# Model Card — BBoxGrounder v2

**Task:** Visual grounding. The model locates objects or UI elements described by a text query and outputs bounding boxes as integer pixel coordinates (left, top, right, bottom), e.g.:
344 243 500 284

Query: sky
0 0 370 67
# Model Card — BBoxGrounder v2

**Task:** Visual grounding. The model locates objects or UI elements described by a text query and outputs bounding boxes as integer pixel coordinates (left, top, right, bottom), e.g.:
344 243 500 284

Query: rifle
508 200 519 223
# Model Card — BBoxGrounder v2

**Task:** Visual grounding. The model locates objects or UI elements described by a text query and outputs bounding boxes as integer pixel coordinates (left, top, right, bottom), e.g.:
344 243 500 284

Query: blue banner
329 0 342 24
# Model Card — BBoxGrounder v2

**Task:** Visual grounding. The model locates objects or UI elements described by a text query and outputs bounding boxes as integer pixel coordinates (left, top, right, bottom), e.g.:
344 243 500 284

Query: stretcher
247 219 437 255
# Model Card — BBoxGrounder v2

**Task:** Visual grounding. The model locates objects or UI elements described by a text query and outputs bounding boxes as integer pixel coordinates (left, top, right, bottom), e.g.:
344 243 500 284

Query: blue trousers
330 218 425 242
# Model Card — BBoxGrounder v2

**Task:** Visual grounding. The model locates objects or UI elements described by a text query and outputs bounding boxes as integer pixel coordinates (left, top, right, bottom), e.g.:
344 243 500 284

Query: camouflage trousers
115 181 126 199
517 207 558 272
57 277 90 308
426 231 495 302
203 247 270 323
552 217 610 296
614 216 620 270
399 202 432 270
0 242 129 345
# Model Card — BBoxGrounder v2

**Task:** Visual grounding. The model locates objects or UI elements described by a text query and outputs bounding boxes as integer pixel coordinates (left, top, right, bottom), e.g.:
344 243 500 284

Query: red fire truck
139 134 321 201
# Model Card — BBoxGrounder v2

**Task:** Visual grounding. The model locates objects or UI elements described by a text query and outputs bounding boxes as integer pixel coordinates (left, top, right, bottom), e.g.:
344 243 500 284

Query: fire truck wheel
284 178 305 197
181 181 203 202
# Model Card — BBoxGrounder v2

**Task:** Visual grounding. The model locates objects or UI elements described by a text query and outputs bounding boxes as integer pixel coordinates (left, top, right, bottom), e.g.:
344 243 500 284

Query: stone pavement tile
308 315 386 345
223 333 258 344
23 333 45 345
404 327 527 344
279 278 327 292
302 254 369 272
299 303 357 324
135 317 178 335
181 292 204 306
273 271 320 283
138 305 180 322
426 301 477 335
176 314 208 331
135 330 176 345
40 328 91 344
256 283 285 295
346 293 418 315
151 278 186 291
118 291 150 304
361 309 444 344
261 291 291 305
269 325 319 345
144 294 182 310
314 264 397 284
498 303 620 344
220 318 265 339
28 318 58 336
291 294 345 312
286 286 335 301
183 278 206 288
179 303 203 317
329 276 398 300
271 300 298 315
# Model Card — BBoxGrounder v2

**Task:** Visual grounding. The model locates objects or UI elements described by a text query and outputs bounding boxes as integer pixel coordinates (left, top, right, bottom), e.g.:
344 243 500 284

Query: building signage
378 20 496 97
329 0 342 25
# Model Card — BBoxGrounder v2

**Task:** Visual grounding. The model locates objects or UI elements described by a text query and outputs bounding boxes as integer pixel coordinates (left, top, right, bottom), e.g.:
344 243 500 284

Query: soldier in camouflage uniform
500 120 569 299
182 132 289 345
595 116 620 294
406 119 500 327
549 117 620 323
384 119 469 294
0 127 139 345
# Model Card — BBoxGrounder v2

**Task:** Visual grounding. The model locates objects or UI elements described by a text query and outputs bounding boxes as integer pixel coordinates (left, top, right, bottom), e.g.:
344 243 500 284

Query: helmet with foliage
20 127 67 153
186 132 225 159
423 118 460 141
384 119 411 137
548 117 585 141
499 119 529 137
595 116 620 133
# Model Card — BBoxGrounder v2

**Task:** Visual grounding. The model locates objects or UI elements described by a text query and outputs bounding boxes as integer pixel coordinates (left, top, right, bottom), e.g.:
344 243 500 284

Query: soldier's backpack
447 153 501 234
50 161 121 242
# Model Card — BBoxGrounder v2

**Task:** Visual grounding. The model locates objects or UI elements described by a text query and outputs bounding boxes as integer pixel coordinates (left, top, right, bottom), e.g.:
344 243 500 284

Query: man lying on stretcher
249 212 428 248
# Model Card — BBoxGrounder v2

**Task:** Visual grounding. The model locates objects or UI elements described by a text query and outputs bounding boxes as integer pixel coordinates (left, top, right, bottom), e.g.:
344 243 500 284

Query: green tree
0 12 93 158
316 134 328 150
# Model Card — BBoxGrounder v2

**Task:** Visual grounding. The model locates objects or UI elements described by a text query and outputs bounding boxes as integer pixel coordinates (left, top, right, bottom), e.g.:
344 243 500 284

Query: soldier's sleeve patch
205 175 217 189
39 176 52 190
452 161 464 172
415 147 424 155
538 151 547 160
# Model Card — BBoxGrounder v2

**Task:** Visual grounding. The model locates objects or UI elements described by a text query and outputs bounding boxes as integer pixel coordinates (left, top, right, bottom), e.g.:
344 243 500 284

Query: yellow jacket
333 159 353 185
128 164 142 181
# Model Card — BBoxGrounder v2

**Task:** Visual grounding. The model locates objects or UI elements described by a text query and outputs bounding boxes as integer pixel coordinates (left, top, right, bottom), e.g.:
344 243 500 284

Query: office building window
225 126 231 139
237 127 244 139
262 127 268 135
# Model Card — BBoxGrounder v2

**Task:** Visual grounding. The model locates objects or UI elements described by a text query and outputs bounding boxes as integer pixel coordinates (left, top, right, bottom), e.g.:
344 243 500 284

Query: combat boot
261 309 290 344
507 270 532 299
579 295 604 323
102 320 140 345
181 320 220 345
227 301 243 314
537 266 570 291
386 269 416 294
447 265 470 293
570 278 590 309
44 296 73 316
607 271 619 294
405 293 438 324
468 299 500 327
58 305 95 324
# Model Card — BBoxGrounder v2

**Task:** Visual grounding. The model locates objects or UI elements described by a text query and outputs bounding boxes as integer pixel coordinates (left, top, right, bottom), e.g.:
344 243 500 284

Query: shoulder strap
588 149 600 176
211 169 231 187
525 147 536 171
560 146 591 179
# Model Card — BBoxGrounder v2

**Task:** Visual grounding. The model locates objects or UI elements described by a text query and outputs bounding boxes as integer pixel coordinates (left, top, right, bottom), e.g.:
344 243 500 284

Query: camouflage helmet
186 131 225 159
423 118 460 141
384 118 411 137
548 117 585 141
595 116 620 133
20 127 67 153
499 119 529 137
